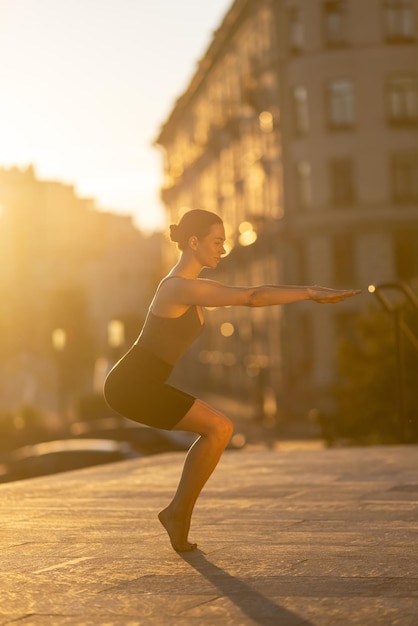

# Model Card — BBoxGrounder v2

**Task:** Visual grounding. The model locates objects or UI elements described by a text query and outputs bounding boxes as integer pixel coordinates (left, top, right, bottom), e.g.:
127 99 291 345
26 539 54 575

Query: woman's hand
307 285 362 303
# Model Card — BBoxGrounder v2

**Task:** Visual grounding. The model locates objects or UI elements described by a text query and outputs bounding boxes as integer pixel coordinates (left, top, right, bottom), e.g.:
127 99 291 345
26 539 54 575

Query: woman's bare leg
158 399 233 552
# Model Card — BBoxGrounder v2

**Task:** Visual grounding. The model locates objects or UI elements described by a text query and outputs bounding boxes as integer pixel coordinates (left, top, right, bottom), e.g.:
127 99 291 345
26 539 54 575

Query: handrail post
393 309 407 442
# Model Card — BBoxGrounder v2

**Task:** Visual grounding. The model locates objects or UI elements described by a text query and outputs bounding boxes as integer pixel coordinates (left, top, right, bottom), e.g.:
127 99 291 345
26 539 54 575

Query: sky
0 0 233 232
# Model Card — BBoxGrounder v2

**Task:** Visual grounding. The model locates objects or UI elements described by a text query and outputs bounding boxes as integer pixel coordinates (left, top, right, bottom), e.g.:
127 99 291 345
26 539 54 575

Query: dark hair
169 209 223 251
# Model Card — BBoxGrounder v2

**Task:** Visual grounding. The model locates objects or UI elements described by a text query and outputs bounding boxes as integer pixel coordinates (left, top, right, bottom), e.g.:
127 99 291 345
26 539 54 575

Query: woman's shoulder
151 275 191 314
156 275 188 294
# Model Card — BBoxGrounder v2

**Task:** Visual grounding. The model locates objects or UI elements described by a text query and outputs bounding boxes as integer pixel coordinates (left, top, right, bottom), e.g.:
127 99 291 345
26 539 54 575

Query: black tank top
135 305 204 365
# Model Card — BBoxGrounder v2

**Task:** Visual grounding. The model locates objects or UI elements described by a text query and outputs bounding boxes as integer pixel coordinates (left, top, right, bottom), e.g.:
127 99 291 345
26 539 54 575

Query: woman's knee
208 413 234 446
176 400 234 444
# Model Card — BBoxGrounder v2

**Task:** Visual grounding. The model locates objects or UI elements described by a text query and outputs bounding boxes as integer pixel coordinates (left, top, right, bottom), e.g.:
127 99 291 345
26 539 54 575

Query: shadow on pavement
181 550 313 626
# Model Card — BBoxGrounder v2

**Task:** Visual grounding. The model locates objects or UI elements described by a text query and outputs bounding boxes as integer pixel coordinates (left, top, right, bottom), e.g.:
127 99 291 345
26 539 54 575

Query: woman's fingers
308 288 362 303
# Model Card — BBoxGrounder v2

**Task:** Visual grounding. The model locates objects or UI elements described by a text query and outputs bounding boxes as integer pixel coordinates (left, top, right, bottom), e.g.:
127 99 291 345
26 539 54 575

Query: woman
104 209 360 552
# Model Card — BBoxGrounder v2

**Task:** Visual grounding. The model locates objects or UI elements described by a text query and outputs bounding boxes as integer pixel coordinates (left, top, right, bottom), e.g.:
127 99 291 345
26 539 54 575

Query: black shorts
103 345 195 430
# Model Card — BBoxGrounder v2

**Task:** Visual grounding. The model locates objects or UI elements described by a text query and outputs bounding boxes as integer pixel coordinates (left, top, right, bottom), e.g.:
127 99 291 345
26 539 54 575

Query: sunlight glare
238 221 253 234
108 320 125 348
239 229 257 246
51 329 67 351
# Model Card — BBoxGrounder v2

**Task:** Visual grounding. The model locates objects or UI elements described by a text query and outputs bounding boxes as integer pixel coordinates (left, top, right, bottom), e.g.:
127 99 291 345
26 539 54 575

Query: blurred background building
0 165 163 413
0 0 416 440
155 0 418 420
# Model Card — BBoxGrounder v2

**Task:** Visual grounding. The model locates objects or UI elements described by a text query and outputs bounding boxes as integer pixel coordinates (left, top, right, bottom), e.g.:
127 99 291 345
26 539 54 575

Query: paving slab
0 445 417 625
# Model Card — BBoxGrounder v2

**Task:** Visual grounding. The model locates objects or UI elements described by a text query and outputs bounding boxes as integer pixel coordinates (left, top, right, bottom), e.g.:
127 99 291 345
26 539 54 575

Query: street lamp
51 328 67 414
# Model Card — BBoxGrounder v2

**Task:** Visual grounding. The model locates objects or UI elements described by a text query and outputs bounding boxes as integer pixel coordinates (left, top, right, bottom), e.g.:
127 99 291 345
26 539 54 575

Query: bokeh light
220 322 235 337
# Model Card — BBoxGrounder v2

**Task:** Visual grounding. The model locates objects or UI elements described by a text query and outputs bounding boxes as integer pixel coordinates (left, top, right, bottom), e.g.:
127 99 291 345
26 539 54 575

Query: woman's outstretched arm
162 277 361 308
247 284 361 306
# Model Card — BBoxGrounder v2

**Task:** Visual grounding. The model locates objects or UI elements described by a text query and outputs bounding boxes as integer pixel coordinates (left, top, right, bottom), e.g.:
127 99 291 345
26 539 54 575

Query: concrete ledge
1 445 417 625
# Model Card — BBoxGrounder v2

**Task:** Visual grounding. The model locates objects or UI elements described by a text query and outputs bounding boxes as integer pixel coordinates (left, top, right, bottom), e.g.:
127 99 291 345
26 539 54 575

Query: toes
175 542 197 553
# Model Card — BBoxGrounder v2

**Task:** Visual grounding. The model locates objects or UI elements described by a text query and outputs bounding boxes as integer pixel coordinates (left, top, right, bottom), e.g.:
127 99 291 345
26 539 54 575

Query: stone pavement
0 445 417 626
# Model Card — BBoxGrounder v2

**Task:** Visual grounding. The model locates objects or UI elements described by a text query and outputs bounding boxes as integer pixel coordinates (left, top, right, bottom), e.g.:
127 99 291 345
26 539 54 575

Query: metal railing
368 282 418 442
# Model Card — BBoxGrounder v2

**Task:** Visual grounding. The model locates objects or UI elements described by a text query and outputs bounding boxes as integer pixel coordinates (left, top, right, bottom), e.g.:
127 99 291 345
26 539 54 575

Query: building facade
155 0 418 420
0 166 162 412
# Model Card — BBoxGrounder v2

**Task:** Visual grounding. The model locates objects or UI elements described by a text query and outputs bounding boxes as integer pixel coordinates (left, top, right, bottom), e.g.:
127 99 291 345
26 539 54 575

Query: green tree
331 304 418 445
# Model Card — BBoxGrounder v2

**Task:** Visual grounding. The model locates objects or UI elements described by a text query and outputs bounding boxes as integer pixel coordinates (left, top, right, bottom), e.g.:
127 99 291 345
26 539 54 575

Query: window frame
390 151 418 203
288 7 305 54
329 157 356 208
386 74 418 125
296 160 313 209
383 0 416 42
332 233 356 285
394 229 418 282
327 79 355 129
323 0 348 47
293 85 310 135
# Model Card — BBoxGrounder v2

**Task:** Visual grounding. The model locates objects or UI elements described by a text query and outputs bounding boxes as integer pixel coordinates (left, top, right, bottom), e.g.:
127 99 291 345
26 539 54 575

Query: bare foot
158 508 197 552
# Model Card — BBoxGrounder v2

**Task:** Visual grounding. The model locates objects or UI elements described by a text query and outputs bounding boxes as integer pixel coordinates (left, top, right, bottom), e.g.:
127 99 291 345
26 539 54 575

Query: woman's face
195 222 226 268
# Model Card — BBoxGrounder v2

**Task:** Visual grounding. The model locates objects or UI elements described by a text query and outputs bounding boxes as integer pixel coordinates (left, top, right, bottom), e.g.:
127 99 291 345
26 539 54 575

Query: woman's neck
169 253 202 279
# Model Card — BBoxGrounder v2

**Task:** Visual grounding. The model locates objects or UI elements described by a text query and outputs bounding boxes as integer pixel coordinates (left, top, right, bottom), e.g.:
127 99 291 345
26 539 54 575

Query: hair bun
169 224 179 242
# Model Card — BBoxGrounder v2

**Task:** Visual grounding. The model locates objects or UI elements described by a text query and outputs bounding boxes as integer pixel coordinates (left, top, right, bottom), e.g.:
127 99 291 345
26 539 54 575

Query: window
293 86 310 135
330 158 356 207
394 230 418 281
387 75 418 123
391 152 418 202
383 0 416 41
328 79 355 127
289 8 305 53
323 1 347 46
333 234 356 285
296 160 312 209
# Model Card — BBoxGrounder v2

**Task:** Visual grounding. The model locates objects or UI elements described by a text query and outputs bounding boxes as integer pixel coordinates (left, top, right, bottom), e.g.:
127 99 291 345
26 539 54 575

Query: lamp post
51 328 67 415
